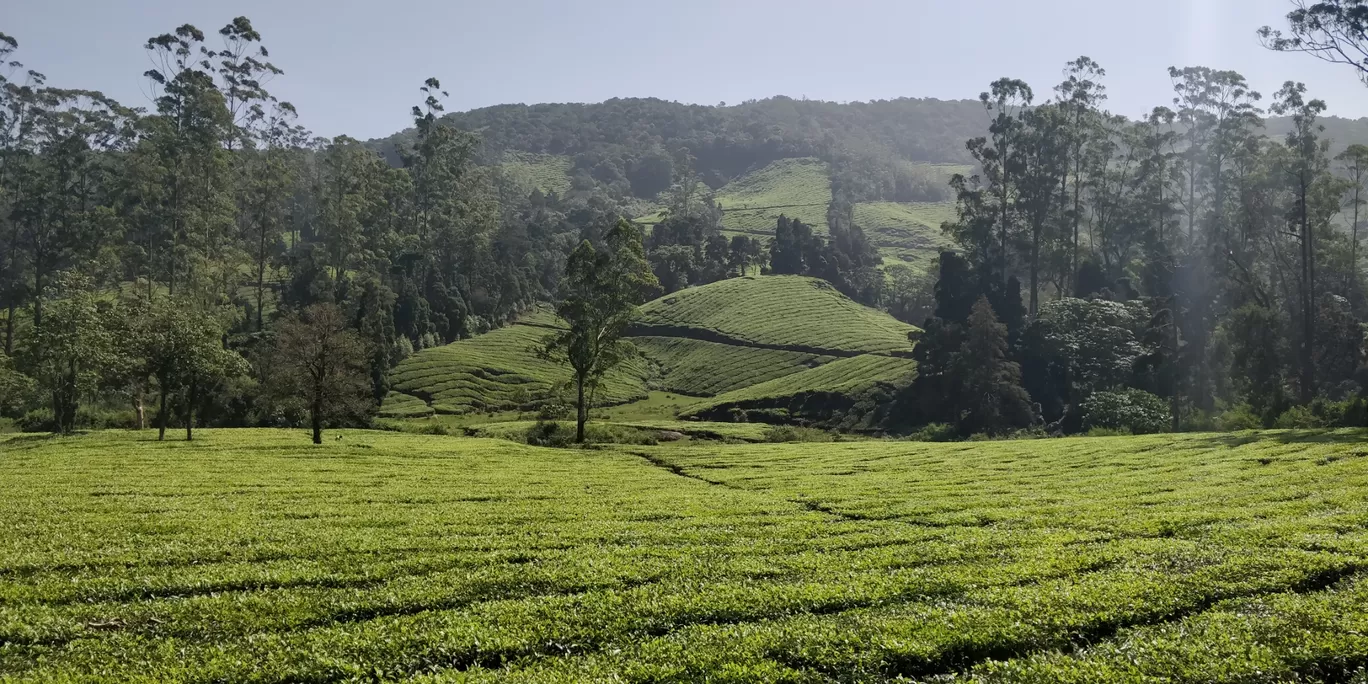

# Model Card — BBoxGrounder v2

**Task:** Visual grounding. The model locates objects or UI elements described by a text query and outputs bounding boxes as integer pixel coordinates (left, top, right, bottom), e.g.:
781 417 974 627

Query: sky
8 0 1368 140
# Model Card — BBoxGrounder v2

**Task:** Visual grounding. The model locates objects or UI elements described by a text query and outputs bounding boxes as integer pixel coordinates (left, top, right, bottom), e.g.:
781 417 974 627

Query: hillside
371 97 1368 271
382 275 920 425
385 307 651 416
9 428 1368 680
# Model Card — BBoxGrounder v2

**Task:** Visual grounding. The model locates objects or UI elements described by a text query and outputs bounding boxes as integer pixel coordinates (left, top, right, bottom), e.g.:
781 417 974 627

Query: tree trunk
3 301 13 356
576 375 587 444
157 375 169 441
1301 179 1316 403
311 394 323 445
1351 185 1361 292
133 384 145 431
185 377 196 441
1170 299 1181 432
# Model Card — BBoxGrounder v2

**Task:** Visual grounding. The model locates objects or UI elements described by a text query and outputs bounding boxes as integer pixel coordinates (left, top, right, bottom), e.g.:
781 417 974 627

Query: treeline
899 55 1368 437
0 21 632 436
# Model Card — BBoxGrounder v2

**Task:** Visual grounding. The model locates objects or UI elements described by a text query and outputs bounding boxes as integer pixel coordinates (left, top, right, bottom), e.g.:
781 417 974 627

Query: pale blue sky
8 0 1368 139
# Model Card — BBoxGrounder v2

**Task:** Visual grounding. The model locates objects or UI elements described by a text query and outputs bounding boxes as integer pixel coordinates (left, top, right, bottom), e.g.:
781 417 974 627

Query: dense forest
7 2 1368 439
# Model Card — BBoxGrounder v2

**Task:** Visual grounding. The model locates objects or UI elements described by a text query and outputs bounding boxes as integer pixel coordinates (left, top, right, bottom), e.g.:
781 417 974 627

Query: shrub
763 425 837 443
1216 405 1262 431
1341 397 1368 428
906 422 958 442
1275 404 1324 429
420 423 452 436
523 421 659 447
1085 427 1132 437
1269 399 1359 430
525 420 572 447
1081 389 1169 435
537 402 572 420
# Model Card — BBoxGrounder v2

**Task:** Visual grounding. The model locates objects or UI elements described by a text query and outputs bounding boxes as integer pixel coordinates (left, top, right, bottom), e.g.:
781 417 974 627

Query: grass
681 353 918 419
636 275 919 355
4 428 1368 680
499 152 574 195
714 157 832 233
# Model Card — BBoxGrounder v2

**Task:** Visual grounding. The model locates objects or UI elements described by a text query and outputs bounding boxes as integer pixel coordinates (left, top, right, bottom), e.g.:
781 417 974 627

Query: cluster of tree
0 20 624 437
633 154 884 304
903 41 1368 436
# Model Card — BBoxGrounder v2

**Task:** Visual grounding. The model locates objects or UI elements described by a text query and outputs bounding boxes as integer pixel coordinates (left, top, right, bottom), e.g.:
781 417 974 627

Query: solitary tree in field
540 220 658 443
272 303 372 444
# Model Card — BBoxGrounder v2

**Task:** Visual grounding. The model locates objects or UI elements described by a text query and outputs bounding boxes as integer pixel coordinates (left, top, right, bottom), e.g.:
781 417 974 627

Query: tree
138 299 245 440
1056 56 1109 288
540 219 658 443
1261 1 1368 84
271 303 373 444
1337 144 1368 286
22 272 117 433
957 296 1034 435
1272 81 1331 402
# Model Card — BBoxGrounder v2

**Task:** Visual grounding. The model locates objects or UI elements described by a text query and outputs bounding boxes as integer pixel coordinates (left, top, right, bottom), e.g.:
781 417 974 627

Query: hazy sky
9 0 1368 140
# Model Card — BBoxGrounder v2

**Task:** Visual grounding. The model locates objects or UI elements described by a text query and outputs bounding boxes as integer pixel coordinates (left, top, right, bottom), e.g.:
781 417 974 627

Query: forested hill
370 96 990 202
370 95 1368 203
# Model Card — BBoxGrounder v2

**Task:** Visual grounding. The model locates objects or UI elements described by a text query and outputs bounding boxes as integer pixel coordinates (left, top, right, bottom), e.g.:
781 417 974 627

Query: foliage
21 273 119 433
1080 388 1171 435
540 220 658 442
269 303 373 443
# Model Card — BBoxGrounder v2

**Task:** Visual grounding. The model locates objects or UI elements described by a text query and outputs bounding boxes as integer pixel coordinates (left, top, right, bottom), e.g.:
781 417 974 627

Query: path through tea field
2 429 1368 682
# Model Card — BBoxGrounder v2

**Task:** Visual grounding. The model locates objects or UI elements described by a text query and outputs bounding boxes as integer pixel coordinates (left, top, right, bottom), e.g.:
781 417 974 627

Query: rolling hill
382 275 920 427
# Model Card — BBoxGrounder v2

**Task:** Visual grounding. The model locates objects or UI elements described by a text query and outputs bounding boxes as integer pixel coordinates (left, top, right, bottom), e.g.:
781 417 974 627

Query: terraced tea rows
682 353 919 419
713 157 832 233
631 336 832 396
5 429 1368 681
388 320 649 414
853 201 957 270
384 276 919 420
498 152 574 195
636 275 918 355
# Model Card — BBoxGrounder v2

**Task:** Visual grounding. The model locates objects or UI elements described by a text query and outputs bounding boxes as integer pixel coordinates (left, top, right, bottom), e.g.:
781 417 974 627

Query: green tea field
382 276 921 423
3 429 1368 682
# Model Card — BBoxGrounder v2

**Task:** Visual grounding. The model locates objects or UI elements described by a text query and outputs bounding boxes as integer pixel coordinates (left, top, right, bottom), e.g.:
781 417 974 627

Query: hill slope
634 275 917 356
383 275 920 424
386 307 650 415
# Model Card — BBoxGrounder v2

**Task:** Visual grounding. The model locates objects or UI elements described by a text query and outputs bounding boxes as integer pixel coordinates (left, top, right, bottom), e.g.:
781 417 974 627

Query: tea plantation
3 429 1368 681
382 276 921 420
